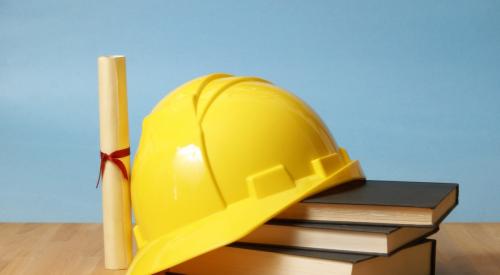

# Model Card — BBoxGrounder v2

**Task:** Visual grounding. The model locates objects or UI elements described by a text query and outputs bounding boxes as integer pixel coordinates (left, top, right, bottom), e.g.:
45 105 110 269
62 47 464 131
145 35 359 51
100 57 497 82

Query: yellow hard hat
127 73 364 274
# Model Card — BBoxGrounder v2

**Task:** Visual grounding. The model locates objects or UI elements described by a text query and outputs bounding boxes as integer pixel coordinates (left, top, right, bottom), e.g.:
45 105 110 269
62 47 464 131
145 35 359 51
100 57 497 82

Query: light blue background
1 0 499 222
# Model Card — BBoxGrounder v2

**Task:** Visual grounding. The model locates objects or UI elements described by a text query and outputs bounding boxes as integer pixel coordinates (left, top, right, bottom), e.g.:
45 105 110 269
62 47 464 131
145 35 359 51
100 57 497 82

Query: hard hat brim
126 160 364 275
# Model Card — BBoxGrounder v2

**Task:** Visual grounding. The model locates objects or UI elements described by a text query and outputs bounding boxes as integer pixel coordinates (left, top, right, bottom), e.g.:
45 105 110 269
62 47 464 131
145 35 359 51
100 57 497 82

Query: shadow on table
436 253 500 275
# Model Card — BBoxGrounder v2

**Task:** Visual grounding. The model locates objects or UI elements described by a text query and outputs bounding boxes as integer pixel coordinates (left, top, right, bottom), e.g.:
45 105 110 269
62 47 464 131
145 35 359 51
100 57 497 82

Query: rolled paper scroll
97 55 133 269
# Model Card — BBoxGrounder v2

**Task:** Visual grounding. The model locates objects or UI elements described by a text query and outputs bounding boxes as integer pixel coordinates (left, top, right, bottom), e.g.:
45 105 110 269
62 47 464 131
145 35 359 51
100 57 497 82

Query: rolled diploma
98 56 133 269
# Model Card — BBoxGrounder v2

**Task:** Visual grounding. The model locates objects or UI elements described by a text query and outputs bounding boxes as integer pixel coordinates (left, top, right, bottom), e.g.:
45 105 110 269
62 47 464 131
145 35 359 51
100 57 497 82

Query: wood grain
0 223 498 274
431 223 500 274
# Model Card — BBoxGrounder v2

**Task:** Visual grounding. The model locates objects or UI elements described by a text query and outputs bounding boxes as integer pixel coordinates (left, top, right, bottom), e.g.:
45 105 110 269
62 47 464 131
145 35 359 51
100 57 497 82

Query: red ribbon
96 147 130 188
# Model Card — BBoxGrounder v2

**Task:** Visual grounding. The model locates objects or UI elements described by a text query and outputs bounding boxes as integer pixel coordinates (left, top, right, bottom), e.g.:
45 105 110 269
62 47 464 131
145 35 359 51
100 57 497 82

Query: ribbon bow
96 147 130 188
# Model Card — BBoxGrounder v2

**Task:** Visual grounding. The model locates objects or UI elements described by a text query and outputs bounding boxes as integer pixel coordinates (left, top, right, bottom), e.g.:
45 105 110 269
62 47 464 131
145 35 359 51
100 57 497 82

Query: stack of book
169 180 459 275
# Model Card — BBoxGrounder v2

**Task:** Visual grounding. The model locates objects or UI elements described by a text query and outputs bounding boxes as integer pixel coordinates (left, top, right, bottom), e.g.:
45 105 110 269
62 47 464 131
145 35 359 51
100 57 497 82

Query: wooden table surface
0 223 499 274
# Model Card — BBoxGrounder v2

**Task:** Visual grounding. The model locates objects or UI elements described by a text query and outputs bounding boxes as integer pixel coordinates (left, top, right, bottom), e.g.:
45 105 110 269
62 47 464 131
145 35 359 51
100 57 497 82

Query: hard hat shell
127 73 364 274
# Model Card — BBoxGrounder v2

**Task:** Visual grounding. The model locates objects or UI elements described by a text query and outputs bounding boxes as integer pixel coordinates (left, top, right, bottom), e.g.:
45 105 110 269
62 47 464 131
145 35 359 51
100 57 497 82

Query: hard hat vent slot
246 164 295 199
311 153 345 178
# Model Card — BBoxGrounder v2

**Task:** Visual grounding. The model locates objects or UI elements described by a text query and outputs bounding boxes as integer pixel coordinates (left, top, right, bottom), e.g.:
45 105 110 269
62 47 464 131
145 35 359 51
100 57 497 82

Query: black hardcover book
168 239 436 275
240 219 438 255
276 180 458 226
